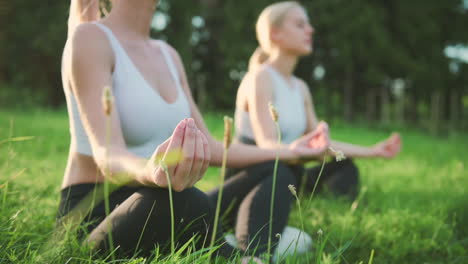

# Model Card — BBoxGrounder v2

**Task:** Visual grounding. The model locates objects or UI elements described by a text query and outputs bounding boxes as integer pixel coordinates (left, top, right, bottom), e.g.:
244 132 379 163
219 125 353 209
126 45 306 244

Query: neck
267 49 298 77
81 0 100 22
106 0 157 40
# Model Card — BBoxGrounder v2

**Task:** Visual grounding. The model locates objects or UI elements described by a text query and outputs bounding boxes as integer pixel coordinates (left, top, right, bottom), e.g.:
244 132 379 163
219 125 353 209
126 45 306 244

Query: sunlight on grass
0 109 467 263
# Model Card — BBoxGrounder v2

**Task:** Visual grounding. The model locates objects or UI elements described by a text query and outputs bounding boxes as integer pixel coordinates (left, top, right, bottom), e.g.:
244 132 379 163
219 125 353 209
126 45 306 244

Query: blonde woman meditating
233 1 401 208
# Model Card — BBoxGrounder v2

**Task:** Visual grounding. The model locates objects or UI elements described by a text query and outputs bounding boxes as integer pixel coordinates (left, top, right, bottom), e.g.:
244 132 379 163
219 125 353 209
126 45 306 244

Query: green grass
0 108 467 263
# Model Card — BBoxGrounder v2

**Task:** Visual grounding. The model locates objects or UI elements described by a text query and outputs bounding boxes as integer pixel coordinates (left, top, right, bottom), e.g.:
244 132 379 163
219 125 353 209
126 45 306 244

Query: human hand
142 118 211 191
372 133 401 159
289 121 330 159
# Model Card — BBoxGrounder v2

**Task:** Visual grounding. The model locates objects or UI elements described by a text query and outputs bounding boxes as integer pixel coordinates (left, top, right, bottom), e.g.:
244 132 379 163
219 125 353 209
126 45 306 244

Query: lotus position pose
232 1 402 217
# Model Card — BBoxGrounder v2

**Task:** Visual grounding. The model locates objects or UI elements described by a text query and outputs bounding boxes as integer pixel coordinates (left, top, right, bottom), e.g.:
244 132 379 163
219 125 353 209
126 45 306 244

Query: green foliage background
1 0 468 132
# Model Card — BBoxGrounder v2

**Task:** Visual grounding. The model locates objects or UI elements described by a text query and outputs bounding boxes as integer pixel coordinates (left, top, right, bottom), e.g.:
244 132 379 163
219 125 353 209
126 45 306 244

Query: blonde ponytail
67 0 100 38
248 47 270 71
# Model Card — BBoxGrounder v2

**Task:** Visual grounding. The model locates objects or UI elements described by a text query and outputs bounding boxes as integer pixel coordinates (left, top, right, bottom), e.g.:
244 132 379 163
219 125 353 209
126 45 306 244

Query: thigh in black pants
207 158 359 257
208 161 298 256
297 158 360 199
57 183 236 258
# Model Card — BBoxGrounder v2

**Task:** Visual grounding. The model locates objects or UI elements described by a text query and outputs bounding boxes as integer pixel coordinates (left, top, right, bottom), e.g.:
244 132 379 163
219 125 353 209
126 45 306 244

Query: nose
308 24 315 35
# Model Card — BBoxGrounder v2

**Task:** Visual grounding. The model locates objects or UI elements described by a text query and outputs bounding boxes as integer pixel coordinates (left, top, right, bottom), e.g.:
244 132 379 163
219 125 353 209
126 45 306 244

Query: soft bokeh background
1 0 468 134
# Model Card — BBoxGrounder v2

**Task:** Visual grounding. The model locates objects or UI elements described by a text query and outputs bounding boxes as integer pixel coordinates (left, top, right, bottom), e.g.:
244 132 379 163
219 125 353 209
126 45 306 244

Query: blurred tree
0 0 467 131
0 0 68 107
0 0 8 83
300 0 468 130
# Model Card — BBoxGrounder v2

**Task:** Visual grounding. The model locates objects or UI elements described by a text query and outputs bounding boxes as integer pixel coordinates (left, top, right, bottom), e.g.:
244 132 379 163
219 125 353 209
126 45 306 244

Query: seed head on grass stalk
268 102 279 122
267 101 281 263
288 184 297 197
102 85 113 116
315 228 327 264
223 116 233 149
328 146 345 162
317 229 323 237
209 116 233 260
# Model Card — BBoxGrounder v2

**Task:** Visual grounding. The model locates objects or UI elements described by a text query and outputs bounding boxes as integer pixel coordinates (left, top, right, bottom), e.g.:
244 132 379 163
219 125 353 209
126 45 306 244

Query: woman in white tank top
58 0 330 262
234 1 402 202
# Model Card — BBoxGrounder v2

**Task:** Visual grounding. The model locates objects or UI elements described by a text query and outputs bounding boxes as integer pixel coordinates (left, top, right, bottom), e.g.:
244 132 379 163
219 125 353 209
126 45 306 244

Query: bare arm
330 133 402 159
299 80 401 159
247 70 292 150
70 24 144 182
69 24 209 190
329 140 376 158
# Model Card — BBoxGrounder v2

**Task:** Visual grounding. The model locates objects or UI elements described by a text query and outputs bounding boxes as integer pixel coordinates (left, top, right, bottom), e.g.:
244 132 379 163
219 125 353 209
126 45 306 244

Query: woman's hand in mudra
372 133 401 159
289 121 330 158
142 118 211 191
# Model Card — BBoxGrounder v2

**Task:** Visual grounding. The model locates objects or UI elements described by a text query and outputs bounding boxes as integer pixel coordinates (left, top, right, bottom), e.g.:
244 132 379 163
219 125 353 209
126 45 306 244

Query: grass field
0 109 467 263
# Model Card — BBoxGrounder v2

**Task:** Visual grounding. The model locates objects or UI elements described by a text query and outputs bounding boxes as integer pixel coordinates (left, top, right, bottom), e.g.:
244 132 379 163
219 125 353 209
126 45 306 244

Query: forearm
330 140 376 158
94 146 148 185
208 139 294 168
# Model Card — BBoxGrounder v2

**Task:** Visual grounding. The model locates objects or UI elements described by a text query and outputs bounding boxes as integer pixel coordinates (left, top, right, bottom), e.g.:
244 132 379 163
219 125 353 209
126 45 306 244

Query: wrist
138 161 157 186
279 147 298 161
368 146 380 158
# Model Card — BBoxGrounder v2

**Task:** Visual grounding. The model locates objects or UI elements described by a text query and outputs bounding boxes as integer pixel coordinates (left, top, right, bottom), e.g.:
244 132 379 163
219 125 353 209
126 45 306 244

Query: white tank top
235 65 307 144
62 22 191 158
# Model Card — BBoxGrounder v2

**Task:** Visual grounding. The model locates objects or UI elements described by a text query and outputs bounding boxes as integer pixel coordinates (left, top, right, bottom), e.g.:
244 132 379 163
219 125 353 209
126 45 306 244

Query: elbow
256 138 278 149
90 144 117 175
256 140 269 149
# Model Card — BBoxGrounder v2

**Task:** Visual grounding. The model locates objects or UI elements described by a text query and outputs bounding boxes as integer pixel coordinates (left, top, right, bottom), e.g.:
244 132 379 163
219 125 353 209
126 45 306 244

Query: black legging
206 136 359 256
57 156 358 259
58 184 237 258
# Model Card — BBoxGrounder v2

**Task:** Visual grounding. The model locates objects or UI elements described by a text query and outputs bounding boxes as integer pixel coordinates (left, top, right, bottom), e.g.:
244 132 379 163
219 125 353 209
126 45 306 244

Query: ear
270 26 283 44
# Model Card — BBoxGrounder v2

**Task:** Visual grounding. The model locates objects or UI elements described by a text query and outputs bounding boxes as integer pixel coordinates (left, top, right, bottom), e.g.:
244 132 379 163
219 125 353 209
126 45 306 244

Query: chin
298 47 313 56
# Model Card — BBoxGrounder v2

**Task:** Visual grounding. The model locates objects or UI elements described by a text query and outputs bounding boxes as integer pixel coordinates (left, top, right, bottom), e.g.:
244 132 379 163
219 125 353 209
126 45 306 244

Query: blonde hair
248 1 303 71
67 0 104 38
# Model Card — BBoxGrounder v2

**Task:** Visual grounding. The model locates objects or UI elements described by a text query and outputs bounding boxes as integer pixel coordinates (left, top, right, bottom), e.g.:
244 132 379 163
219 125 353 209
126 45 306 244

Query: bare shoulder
250 66 275 91
68 23 114 94
294 77 312 97
294 77 308 90
71 22 113 59
155 40 176 52
155 40 183 64
72 23 108 47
